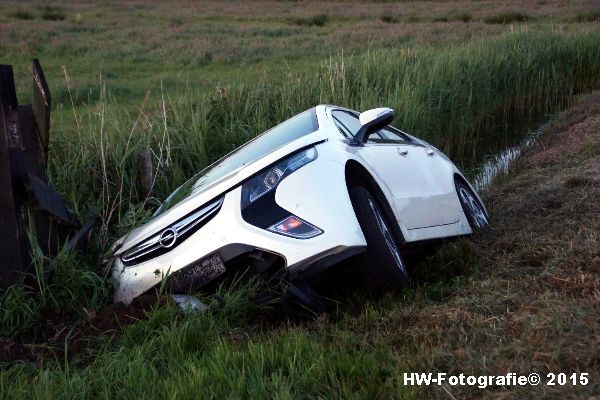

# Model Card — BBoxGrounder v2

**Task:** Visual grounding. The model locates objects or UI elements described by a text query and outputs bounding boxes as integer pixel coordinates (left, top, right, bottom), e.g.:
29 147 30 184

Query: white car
108 105 489 305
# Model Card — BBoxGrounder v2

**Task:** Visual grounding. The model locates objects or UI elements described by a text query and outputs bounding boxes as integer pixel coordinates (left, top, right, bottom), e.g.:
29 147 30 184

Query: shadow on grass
306 238 480 319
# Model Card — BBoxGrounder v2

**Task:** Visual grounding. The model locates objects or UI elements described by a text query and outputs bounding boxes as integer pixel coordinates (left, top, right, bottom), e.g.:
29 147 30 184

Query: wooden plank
31 59 50 165
0 105 29 286
24 173 80 228
18 105 46 181
0 65 18 108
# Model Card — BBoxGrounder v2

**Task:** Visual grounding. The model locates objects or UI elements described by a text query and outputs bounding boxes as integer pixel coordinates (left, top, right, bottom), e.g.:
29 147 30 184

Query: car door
331 109 459 230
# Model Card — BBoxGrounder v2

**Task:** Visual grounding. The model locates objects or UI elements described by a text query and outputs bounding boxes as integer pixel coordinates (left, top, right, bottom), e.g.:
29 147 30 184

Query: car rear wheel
349 187 409 291
455 179 489 231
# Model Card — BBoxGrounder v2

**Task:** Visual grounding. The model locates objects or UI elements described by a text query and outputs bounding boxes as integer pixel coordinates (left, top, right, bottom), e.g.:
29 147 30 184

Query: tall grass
49 30 600 246
0 248 108 338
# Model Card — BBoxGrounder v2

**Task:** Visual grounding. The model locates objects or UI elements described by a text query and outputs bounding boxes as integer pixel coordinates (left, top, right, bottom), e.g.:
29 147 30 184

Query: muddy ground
0 294 164 365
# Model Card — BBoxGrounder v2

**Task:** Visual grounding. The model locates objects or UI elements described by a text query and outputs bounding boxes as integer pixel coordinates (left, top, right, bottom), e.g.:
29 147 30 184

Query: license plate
190 253 226 282
167 253 226 293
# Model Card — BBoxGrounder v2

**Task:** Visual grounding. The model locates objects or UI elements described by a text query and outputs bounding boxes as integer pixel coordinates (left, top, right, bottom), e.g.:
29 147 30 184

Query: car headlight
241 147 322 239
241 147 318 208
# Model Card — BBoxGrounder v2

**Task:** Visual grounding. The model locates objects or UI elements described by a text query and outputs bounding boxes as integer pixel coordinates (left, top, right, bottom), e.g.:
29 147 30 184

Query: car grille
121 197 224 265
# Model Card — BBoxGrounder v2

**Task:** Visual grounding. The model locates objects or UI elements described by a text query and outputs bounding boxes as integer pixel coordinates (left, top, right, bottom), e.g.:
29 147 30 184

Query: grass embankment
2 92 599 399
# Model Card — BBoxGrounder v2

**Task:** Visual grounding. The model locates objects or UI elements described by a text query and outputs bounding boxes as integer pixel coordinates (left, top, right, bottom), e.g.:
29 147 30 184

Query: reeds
49 31 600 247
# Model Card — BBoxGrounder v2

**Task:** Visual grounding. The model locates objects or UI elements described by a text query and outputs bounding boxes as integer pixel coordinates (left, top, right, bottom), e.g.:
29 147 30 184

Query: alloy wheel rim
459 188 488 229
368 198 406 274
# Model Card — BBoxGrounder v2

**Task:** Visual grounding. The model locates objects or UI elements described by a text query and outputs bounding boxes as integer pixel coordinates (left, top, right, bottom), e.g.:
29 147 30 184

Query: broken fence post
0 59 93 288
138 148 154 199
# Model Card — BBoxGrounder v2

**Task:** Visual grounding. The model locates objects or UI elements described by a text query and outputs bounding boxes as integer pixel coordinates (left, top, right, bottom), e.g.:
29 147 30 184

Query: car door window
332 109 412 144
371 126 413 143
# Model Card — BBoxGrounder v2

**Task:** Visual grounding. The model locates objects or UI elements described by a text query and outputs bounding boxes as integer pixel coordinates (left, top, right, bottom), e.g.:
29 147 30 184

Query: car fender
275 149 367 251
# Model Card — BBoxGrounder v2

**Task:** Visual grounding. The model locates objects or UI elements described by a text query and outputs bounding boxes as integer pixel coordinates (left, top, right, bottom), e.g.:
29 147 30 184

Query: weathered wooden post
0 60 94 288
138 148 154 199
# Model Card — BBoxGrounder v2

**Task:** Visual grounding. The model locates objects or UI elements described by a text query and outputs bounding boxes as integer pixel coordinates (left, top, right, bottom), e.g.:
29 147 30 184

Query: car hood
112 132 327 256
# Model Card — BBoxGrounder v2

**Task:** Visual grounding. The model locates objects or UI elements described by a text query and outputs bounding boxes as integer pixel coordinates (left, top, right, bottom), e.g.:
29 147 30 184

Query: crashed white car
108 105 489 305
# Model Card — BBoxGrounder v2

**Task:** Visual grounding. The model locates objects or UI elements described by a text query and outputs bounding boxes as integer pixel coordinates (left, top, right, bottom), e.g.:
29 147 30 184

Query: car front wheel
349 187 409 291
455 179 489 231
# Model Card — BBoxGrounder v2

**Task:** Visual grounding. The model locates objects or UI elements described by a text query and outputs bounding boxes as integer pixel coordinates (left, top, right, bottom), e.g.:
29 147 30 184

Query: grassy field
2 0 600 104
1 1 600 398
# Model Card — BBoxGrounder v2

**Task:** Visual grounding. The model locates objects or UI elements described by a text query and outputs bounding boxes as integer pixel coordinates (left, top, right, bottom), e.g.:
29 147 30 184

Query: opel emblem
159 228 178 248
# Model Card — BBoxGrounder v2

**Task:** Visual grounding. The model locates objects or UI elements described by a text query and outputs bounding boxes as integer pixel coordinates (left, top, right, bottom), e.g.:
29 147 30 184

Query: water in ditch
460 101 571 191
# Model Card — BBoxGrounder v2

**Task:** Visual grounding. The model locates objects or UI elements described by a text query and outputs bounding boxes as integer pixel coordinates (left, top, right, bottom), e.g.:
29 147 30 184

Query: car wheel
349 187 409 291
455 179 489 231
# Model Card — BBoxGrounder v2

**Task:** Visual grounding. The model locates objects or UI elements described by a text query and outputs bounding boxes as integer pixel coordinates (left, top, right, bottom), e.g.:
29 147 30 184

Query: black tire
455 179 489 231
349 187 409 291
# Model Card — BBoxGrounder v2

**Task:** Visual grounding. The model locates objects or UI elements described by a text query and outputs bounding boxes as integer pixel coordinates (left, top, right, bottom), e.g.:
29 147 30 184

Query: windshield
154 108 318 215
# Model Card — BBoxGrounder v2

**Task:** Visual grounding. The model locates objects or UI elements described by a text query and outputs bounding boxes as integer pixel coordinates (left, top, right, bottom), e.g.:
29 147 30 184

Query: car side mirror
354 107 394 144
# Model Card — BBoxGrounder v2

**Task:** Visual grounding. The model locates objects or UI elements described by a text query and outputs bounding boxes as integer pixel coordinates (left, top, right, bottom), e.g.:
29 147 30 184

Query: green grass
1 1 600 398
0 246 108 338
0 278 428 399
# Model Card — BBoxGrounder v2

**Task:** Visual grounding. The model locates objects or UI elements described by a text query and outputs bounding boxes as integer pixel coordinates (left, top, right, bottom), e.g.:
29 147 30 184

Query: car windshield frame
154 108 319 216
